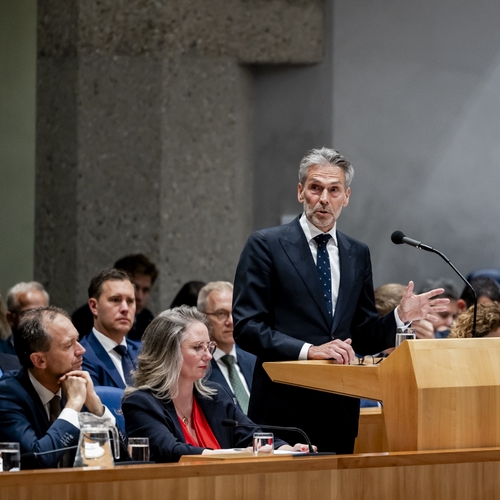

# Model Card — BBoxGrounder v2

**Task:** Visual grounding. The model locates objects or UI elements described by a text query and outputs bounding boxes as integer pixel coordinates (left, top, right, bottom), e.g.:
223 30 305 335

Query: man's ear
30 352 46 369
5 311 15 329
297 183 304 203
457 299 467 314
88 297 98 316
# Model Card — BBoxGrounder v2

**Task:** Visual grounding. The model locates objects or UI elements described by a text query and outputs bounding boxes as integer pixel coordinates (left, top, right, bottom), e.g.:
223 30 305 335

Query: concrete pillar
36 0 325 311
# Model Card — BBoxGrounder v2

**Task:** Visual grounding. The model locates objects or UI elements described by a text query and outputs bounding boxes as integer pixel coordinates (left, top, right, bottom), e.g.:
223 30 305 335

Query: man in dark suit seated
197 282 255 414
0 306 114 469
0 352 21 377
233 147 449 453
80 269 141 388
71 254 158 341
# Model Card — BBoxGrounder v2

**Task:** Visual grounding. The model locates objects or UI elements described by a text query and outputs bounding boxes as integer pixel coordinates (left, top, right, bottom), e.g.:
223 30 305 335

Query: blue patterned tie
114 345 135 386
314 233 333 316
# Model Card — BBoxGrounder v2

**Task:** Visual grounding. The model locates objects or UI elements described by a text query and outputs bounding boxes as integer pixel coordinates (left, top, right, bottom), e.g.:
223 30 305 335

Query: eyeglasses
190 341 217 356
204 310 231 322
356 354 387 365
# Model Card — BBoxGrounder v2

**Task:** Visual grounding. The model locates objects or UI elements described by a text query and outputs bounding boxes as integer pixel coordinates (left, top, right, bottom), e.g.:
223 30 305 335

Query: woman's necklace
174 400 193 426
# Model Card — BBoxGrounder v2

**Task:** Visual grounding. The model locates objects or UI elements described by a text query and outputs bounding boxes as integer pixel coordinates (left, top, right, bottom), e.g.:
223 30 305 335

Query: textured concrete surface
35 0 325 311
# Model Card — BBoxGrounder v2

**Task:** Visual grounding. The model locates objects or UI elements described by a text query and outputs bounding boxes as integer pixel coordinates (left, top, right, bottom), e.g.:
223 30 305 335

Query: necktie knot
114 345 127 357
221 354 235 366
314 233 332 248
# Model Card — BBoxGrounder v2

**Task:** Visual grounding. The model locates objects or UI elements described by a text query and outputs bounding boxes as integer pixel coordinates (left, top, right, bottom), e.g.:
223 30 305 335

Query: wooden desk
2 448 500 500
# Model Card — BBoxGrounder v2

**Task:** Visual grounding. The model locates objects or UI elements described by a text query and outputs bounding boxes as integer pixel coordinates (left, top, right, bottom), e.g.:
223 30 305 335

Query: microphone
391 230 477 337
21 445 78 460
222 419 315 454
390 230 434 252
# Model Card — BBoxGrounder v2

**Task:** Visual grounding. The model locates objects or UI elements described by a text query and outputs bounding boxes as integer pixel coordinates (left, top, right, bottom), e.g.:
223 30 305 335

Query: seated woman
449 302 500 338
122 306 311 462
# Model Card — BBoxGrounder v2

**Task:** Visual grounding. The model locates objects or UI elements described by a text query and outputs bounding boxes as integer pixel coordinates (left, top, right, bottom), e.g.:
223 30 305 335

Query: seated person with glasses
122 306 312 462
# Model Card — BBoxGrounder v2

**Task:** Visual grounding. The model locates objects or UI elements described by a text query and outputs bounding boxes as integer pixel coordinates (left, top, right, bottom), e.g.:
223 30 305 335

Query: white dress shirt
28 371 115 428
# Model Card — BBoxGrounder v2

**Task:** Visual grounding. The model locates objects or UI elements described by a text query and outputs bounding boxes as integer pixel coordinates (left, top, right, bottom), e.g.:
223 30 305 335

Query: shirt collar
213 344 237 362
28 370 62 407
299 213 338 246
93 327 127 353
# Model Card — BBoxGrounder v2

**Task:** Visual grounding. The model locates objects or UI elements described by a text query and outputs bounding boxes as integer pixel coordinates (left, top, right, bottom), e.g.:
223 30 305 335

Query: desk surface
1 447 500 499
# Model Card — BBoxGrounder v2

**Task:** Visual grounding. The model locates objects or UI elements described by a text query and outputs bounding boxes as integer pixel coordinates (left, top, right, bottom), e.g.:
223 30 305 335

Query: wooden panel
3 449 500 500
265 339 500 452
354 407 388 454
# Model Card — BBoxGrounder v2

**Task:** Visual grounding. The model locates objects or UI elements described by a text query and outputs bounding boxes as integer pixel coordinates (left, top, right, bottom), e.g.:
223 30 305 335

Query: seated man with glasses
196 282 256 414
122 307 311 462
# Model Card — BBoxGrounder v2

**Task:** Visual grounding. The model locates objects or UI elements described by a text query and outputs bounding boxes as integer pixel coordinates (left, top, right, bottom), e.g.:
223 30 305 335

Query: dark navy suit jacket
122 382 286 463
0 367 79 469
233 216 396 453
208 346 256 395
80 332 141 389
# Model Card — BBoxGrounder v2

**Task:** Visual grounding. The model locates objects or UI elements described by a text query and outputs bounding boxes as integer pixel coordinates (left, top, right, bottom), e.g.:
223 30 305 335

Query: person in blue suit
197 282 255 414
122 306 311 463
0 306 114 469
233 147 449 454
80 269 141 388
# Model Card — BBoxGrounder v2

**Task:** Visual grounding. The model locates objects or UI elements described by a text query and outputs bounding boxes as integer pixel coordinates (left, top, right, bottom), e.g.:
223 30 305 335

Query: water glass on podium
128 437 150 462
0 443 20 471
396 327 416 348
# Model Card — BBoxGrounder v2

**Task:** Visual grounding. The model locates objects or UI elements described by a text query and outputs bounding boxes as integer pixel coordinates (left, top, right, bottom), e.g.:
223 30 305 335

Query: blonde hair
125 306 215 400
449 302 500 338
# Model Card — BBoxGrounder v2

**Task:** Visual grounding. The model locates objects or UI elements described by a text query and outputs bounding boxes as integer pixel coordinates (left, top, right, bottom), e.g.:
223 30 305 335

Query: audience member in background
170 281 206 308
0 306 114 469
375 283 434 340
197 282 256 414
449 302 500 338
0 282 50 356
418 278 460 338
0 294 11 340
72 254 158 341
457 276 500 314
80 269 141 388
122 306 311 463
0 352 21 376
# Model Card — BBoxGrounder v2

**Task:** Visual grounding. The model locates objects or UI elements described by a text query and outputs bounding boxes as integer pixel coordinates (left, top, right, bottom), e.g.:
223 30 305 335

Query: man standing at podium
233 147 448 453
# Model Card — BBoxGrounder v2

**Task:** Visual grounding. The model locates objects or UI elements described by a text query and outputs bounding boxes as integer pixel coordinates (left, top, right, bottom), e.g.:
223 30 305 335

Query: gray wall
0 0 36 298
332 0 500 291
3 0 500 303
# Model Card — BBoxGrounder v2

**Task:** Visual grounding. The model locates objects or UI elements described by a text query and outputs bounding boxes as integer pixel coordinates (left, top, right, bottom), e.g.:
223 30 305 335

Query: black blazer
122 382 286 463
232 216 396 453
0 367 79 469
208 346 256 394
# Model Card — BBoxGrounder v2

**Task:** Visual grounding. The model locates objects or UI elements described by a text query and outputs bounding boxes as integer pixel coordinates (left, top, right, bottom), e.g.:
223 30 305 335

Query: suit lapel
279 218 333 328
88 333 126 389
331 231 355 335
17 368 51 432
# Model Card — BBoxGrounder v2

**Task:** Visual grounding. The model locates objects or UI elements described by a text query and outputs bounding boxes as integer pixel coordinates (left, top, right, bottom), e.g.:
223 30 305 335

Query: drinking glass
252 433 274 456
0 442 20 472
396 327 416 348
128 437 150 462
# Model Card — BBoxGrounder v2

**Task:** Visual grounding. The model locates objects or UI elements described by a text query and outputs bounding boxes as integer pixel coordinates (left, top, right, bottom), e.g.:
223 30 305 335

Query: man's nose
76 342 86 355
319 188 329 203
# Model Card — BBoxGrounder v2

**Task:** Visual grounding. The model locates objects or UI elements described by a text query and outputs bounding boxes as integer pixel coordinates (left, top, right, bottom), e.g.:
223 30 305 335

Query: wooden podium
264 338 500 452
